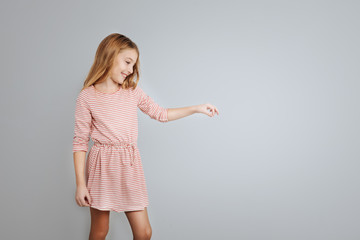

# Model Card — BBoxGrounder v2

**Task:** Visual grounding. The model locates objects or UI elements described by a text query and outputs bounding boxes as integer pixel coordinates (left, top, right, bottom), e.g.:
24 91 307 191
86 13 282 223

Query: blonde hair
81 33 140 92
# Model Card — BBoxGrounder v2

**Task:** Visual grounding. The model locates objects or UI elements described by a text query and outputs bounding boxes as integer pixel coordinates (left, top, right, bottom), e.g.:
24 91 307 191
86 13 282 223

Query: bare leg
125 207 152 240
89 207 110 240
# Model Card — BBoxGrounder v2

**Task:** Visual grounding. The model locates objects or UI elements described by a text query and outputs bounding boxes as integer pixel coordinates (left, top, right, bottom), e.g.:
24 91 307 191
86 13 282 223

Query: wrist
192 105 199 113
76 183 87 188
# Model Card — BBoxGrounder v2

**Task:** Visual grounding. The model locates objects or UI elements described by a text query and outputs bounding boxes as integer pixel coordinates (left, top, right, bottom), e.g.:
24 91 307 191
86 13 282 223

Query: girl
72 33 219 240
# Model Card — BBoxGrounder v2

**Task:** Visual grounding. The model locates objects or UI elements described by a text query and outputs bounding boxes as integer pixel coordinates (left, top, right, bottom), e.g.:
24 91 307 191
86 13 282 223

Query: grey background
0 0 359 239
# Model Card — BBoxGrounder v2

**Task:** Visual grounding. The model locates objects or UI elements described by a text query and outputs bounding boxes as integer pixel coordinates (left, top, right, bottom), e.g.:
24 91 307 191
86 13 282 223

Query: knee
134 226 152 240
89 228 109 240
145 227 152 239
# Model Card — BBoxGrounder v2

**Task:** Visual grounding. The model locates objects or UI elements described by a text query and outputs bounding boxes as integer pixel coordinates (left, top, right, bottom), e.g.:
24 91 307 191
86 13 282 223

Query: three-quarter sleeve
72 91 92 152
136 86 168 122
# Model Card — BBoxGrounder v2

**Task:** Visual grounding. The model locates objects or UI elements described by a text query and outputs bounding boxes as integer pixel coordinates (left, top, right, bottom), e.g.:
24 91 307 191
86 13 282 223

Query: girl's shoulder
132 84 144 95
79 85 93 96
76 85 94 104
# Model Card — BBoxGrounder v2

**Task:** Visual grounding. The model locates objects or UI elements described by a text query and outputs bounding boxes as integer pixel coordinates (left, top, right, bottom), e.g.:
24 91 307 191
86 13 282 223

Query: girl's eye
126 61 130 64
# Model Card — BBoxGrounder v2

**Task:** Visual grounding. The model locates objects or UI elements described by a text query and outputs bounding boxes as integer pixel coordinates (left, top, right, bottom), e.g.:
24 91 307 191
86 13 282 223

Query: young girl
72 33 219 240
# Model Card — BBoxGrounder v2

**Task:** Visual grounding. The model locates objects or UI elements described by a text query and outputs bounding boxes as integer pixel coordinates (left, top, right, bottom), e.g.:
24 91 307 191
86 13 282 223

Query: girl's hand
196 103 219 117
75 185 92 207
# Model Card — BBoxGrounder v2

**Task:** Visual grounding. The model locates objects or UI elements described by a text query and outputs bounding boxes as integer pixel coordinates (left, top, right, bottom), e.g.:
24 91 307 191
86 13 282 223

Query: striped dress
72 84 168 212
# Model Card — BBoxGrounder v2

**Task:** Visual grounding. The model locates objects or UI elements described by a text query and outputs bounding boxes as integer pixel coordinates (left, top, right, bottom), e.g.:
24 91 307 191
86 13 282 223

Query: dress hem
89 204 149 213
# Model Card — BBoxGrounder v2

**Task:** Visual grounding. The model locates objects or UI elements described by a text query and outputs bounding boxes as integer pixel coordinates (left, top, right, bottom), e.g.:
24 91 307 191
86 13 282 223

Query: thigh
89 207 110 231
124 207 152 235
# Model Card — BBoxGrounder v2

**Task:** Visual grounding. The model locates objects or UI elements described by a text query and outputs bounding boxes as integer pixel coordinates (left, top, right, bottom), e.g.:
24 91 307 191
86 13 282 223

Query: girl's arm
167 103 219 121
73 151 91 206
72 91 91 188
73 151 87 187
136 86 168 122
72 91 92 207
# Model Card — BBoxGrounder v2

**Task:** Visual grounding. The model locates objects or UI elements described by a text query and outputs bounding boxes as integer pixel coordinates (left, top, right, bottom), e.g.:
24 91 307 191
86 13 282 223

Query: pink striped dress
72 84 168 212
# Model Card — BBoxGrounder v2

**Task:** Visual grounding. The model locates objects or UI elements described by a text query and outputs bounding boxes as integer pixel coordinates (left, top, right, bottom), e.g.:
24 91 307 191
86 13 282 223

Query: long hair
81 33 140 92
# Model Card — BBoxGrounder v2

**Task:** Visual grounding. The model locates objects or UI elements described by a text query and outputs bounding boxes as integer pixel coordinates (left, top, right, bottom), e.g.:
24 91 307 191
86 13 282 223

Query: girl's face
110 48 138 85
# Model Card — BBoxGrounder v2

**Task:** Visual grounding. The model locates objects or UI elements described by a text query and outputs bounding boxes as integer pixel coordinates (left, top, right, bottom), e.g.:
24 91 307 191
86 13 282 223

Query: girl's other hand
75 185 92 207
196 103 219 117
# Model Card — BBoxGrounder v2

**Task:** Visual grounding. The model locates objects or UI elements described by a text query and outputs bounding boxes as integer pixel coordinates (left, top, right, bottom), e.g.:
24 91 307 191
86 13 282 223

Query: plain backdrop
0 0 359 239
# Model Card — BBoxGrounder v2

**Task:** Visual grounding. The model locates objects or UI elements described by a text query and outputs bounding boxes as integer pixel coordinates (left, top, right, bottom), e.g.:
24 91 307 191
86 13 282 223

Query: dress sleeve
72 91 92 152
136 86 168 122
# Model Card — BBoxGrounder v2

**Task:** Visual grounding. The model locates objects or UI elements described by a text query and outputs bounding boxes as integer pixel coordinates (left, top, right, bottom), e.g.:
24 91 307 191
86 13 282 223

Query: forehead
118 49 138 61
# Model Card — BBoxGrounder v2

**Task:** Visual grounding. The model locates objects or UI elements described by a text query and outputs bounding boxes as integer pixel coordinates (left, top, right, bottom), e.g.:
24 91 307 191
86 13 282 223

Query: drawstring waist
93 141 138 166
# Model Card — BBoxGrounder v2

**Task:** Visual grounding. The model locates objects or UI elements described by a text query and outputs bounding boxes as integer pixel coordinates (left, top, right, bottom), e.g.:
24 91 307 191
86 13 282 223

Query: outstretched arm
167 103 219 121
